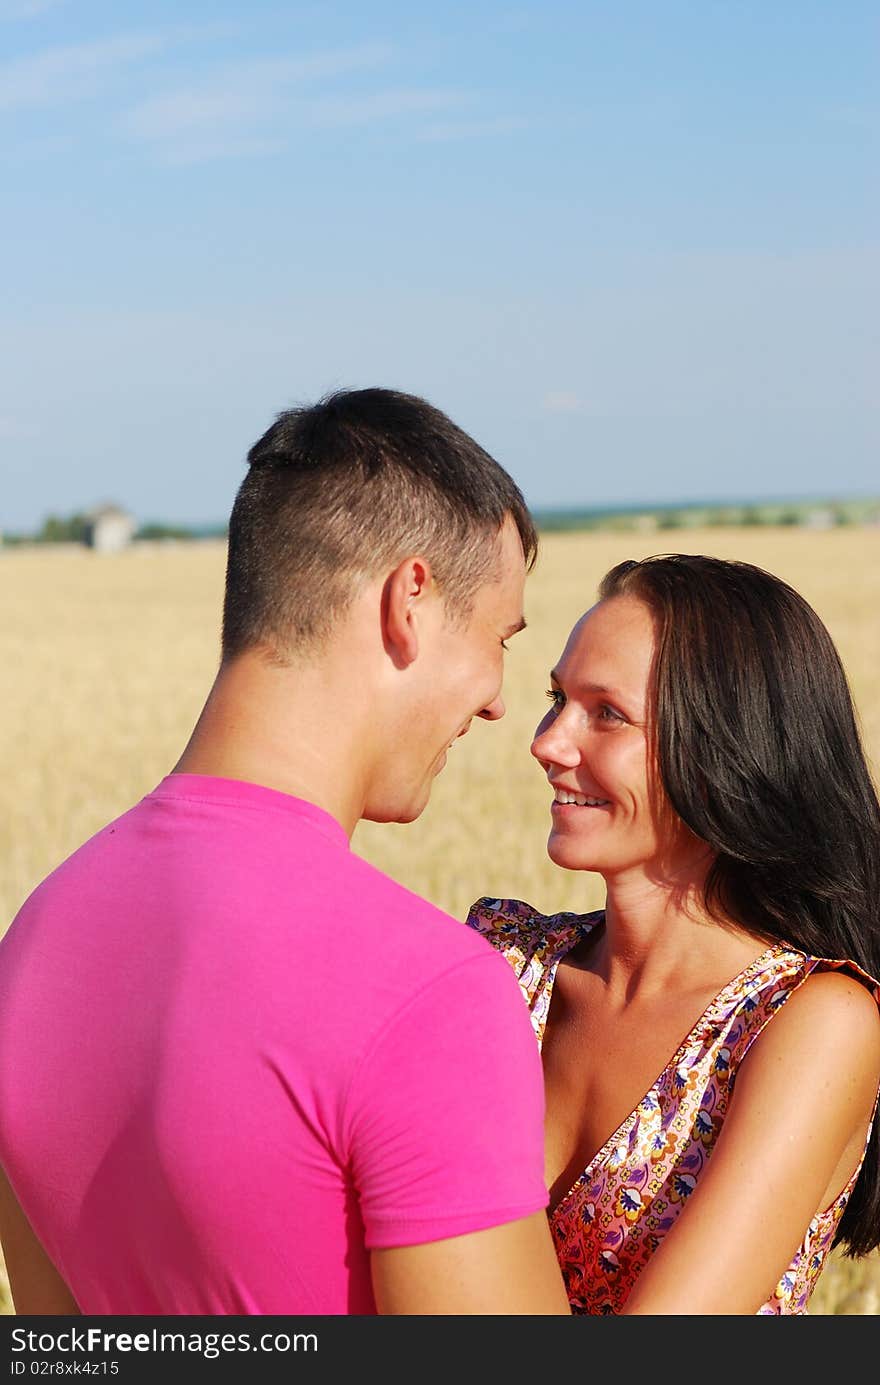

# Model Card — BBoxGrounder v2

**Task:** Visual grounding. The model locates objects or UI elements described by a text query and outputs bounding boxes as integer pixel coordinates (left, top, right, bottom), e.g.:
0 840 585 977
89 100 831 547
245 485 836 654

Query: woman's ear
381 555 435 668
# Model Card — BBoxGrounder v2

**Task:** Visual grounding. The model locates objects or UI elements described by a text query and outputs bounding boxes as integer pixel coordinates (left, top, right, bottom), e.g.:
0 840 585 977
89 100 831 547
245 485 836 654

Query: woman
468 554 880 1315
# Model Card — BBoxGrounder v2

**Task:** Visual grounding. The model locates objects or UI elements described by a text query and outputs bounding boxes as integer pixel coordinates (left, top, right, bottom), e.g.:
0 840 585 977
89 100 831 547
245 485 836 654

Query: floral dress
466 897 880 1316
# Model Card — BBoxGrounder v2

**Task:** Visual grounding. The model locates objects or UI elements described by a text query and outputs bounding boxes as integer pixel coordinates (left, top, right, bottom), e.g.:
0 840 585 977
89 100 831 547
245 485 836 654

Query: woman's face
531 594 691 879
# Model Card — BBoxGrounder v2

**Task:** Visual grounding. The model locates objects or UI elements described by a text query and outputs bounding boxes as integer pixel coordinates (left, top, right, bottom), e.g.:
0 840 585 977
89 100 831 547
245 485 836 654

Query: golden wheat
1 526 878 1314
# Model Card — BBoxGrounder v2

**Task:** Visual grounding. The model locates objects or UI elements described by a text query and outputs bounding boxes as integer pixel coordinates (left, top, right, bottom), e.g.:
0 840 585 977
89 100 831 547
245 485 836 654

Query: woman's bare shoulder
742 965 880 1091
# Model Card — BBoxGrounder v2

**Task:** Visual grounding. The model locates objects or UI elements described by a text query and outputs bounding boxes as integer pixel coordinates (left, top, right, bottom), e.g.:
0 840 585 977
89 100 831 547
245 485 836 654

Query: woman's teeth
553 790 610 807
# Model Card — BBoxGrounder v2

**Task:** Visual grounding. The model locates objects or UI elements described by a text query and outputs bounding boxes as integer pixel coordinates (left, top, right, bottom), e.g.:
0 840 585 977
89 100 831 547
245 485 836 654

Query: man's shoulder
344 848 497 965
8 800 142 917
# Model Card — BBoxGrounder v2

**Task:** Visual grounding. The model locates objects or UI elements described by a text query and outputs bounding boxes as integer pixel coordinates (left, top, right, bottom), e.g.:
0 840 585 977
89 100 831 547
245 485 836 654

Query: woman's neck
593 868 766 998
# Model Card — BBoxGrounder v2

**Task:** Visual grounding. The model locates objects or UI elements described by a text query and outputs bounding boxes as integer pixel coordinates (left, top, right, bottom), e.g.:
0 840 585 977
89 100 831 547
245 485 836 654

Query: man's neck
173 650 373 838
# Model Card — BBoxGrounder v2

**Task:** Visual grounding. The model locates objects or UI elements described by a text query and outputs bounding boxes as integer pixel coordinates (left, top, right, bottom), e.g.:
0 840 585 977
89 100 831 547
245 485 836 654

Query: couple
0 388 879 1317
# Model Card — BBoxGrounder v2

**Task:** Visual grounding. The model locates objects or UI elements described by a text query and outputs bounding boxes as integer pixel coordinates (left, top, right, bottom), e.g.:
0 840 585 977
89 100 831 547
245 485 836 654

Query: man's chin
362 791 431 826
362 757 448 826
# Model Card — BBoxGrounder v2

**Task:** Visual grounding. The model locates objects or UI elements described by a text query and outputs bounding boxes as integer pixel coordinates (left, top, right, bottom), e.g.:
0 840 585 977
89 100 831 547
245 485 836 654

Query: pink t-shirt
0 775 548 1315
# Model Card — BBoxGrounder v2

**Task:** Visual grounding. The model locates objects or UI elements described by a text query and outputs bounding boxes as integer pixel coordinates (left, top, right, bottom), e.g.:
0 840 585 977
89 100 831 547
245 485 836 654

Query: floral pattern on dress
467 896 880 1316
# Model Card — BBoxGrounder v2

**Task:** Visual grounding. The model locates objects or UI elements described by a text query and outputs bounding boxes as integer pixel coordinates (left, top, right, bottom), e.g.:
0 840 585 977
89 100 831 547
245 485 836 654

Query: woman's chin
547 833 602 873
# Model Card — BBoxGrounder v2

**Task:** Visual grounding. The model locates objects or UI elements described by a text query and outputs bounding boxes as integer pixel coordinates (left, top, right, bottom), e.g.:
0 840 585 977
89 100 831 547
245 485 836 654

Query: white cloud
542 392 585 414
307 87 468 129
120 48 476 164
415 116 527 142
826 104 878 132
0 0 67 19
0 414 34 437
0 33 167 110
157 136 288 168
0 130 74 161
123 45 391 143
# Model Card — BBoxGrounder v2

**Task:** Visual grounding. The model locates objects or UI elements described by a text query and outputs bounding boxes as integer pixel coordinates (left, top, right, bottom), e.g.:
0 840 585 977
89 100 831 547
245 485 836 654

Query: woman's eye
598 704 624 723
545 688 565 712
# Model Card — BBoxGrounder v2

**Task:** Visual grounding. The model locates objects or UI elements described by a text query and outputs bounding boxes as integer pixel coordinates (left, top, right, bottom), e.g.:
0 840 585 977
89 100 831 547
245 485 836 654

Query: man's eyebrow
504 618 528 638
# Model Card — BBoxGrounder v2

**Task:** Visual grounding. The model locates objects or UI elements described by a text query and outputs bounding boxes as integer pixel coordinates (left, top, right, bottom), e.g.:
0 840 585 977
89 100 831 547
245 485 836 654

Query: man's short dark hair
222 387 538 659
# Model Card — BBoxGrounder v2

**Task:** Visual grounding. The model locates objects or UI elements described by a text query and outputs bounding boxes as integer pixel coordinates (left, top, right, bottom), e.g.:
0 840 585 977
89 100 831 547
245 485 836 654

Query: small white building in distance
84 504 136 553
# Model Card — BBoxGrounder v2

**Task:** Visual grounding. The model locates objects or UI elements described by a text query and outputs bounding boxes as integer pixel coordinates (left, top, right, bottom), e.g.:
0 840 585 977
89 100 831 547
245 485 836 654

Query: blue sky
1 0 877 529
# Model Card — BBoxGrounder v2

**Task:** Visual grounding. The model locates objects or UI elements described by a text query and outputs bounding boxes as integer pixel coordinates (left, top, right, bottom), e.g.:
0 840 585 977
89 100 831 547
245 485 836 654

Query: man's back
0 774 548 1314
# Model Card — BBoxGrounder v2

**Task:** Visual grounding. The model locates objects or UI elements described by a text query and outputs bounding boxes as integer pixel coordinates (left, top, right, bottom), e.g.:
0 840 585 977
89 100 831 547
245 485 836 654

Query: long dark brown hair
600 553 880 1256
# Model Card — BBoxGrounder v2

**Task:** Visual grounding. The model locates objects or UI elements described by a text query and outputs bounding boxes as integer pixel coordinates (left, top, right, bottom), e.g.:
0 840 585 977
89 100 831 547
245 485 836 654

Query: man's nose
477 692 506 721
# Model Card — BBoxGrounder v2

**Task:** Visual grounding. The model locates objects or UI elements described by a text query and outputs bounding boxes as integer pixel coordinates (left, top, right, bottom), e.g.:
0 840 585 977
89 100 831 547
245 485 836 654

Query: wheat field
1 526 878 1315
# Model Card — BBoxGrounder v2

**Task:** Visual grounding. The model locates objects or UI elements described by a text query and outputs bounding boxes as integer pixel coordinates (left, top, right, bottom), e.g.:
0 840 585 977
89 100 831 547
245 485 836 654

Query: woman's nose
530 710 579 769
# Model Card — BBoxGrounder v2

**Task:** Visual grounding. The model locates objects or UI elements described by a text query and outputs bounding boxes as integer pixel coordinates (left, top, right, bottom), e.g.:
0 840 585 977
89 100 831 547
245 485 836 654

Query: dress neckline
542 919 790 1219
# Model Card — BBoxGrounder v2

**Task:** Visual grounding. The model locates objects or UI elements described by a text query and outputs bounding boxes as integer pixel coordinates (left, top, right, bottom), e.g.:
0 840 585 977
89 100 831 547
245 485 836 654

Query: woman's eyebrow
549 671 627 698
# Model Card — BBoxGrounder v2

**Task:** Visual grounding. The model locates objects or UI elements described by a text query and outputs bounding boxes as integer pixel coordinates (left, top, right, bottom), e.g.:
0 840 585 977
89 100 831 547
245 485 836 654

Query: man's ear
382 556 435 668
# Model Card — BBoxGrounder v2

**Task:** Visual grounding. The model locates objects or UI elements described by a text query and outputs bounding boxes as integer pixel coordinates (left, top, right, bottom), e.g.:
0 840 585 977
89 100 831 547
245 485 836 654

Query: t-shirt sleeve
342 949 548 1249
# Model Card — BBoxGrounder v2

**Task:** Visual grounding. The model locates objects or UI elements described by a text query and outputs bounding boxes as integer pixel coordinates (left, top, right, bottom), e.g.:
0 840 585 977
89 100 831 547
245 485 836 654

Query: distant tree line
1 512 90 545
1 514 228 545
135 522 206 541
3 500 877 547
534 498 880 534
37 512 90 543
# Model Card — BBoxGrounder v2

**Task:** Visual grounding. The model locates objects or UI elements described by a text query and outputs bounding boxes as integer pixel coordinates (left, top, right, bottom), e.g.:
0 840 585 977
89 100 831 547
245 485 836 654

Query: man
0 388 569 1315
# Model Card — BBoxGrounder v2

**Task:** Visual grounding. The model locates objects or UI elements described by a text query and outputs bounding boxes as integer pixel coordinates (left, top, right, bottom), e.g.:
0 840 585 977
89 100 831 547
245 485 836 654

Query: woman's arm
0 1167 79 1315
622 970 880 1315
372 1211 571 1314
